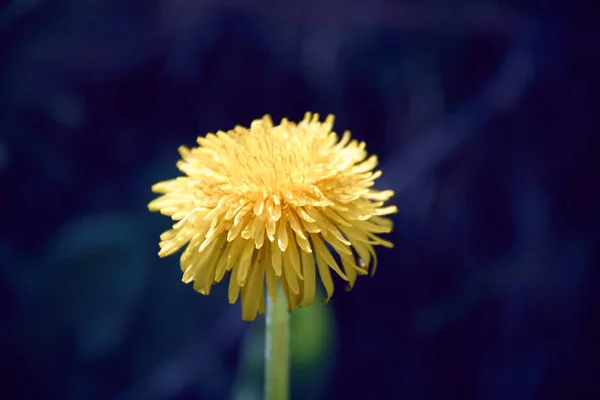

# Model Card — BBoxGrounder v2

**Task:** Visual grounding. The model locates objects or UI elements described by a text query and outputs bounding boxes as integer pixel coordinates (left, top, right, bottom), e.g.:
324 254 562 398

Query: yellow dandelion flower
148 112 397 321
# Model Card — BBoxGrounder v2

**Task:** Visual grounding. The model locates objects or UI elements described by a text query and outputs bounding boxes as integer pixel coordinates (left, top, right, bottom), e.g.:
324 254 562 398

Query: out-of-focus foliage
1 0 598 399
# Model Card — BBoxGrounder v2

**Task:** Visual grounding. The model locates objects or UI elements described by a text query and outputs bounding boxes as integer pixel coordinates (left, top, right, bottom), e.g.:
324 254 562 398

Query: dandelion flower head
148 113 397 321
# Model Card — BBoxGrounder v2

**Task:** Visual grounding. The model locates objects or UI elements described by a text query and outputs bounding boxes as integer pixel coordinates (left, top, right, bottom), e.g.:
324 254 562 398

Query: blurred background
1 0 598 399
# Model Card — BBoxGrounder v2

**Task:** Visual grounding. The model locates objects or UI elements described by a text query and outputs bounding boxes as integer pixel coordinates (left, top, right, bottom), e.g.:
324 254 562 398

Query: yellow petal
241 248 266 321
285 228 304 280
283 254 300 295
226 237 246 270
214 244 229 282
270 240 282 276
301 249 316 307
236 240 256 285
340 254 358 290
266 262 278 301
314 247 334 304
228 263 241 304
277 218 288 251
311 234 348 281
192 236 225 294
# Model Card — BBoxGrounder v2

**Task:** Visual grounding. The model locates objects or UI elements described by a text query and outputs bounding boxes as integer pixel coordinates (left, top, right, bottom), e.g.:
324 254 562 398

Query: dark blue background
1 1 598 399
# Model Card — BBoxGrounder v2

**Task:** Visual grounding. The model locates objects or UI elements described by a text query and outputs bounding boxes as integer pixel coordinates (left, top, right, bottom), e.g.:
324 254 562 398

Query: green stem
264 285 290 400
